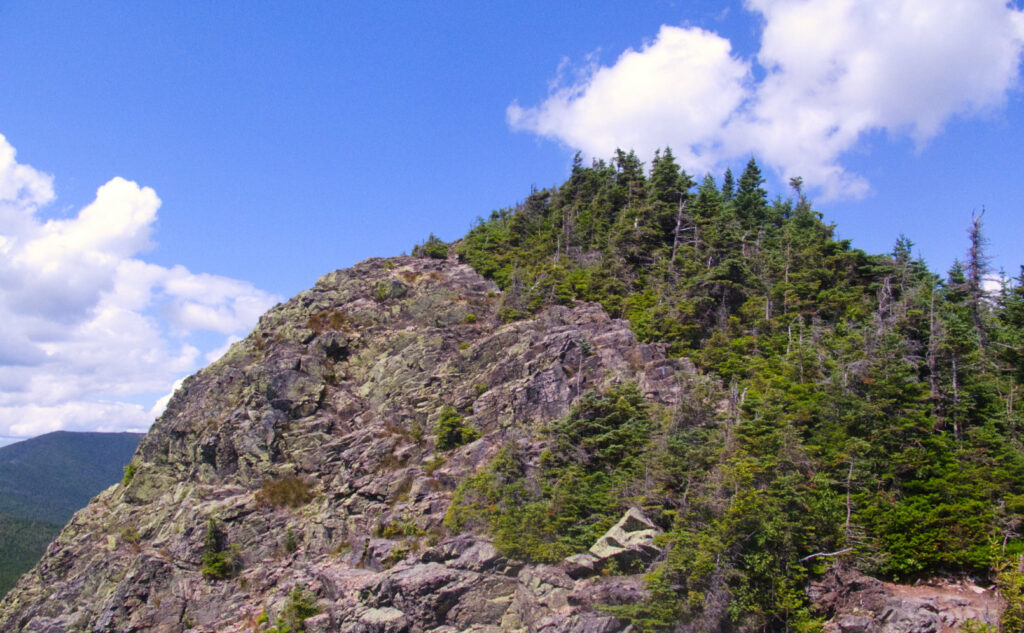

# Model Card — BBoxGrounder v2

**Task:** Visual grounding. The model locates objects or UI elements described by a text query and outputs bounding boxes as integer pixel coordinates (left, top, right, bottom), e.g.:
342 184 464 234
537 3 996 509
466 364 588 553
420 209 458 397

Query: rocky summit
0 256 694 632
3 146 1022 633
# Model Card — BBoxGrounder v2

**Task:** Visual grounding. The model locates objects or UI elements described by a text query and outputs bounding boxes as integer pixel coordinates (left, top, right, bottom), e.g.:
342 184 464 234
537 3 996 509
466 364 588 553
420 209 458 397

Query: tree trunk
670 195 688 269
928 286 940 415
966 210 989 348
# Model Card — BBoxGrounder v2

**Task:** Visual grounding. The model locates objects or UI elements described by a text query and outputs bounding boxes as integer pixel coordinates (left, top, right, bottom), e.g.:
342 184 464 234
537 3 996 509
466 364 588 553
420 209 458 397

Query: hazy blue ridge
0 431 143 525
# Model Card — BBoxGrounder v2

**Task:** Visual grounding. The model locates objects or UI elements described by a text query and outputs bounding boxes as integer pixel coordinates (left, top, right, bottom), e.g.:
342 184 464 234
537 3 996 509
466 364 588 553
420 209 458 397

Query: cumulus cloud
0 138 53 214
509 25 750 175
0 134 281 438
509 0 1024 198
149 377 186 420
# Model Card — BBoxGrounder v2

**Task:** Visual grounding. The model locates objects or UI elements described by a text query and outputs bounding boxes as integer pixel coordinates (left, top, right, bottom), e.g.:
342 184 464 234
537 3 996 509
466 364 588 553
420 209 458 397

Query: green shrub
997 558 1024 633
382 543 410 568
496 307 524 323
463 313 478 323
445 383 652 562
284 528 298 554
410 420 424 444
960 622 995 633
200 518 241 580
373 280 407 302
122 462 137 485
120 526 141 546
445 444 565 562
413 234 448 259
256 476 314 509
424 455 446 474
435 406 480 450
266 586 320 633
378 518 426 539
331 540 352 556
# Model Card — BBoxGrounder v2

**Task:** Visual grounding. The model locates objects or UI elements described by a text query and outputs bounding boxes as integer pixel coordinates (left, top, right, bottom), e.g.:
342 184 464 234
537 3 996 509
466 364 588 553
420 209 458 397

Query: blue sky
0 1 1022 439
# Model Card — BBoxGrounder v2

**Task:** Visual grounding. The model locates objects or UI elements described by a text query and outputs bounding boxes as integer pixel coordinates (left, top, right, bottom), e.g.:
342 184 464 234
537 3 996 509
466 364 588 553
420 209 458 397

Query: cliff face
0 257 692 633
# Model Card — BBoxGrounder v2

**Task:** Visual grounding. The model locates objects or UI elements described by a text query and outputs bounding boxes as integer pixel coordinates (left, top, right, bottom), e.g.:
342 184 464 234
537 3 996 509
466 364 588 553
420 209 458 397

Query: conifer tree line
451 148 1024 631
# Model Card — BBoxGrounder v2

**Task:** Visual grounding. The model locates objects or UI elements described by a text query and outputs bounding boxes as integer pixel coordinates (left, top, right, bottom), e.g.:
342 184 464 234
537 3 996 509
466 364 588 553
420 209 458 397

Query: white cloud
161 267 280 334
0 401 153 437
509 0 1024 198
0 135 282 437
149 377 186 420
984 273 1008 295
0 134 54 213
509 25 750 175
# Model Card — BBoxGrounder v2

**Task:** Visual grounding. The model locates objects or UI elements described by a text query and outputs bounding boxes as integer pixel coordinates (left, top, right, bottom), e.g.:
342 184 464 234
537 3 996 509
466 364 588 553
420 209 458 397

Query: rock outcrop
587 508 661 571
809 567 1004 633
0 257 692 632
562 509 661 581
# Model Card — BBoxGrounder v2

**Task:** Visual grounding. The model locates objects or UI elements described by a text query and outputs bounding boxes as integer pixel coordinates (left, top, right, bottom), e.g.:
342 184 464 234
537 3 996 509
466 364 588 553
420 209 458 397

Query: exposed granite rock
809 567 1003 633
587 508 661 573
563 555 599 580
0 257 693 632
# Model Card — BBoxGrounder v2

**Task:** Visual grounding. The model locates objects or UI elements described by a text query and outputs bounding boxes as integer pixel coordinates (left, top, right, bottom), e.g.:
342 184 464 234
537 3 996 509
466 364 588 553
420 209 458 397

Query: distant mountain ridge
0 430 143 525
0 431 142 596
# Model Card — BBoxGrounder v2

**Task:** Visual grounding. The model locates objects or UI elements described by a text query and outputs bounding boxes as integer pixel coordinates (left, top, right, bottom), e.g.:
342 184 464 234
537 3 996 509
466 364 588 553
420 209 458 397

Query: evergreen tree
721 168 735 201
996 268 1024 384
453 148 1024 630
736 157 768 226
613 148 645 202
965 210 991 347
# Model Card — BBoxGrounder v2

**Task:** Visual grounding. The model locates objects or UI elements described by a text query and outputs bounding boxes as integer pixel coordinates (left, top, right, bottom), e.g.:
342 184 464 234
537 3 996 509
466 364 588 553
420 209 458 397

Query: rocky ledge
809 568 1003 633
0 256 692 632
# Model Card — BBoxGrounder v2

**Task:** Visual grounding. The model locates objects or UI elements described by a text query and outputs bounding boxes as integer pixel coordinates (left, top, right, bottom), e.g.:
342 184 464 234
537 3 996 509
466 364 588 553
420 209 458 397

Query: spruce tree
721 168 735 201
736 158 768 226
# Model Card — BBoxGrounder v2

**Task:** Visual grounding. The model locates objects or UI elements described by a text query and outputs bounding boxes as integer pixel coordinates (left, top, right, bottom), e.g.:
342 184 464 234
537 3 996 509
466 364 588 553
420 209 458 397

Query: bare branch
798 548 854 563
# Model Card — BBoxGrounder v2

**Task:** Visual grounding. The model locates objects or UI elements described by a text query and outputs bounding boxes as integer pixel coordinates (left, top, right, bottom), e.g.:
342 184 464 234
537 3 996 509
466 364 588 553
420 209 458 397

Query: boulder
564 554 599 579
357 607 410 633
587 508 661 571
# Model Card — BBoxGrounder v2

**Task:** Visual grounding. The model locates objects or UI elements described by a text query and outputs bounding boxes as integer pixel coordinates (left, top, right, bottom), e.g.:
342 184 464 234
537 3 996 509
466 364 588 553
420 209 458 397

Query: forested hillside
452 149 1024 630
0 431 143 525
0 515 60 597
0 431 142 596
